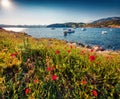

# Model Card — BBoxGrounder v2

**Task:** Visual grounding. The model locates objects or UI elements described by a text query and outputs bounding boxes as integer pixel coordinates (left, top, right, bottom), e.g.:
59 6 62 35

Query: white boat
101 31 107 34
81 28 86 31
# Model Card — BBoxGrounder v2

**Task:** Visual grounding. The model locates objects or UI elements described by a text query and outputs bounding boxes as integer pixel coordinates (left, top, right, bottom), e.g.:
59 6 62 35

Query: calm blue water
4 27 120 50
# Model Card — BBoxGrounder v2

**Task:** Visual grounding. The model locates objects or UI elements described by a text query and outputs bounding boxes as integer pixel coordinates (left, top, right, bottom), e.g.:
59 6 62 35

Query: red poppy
25 88 30 95
90 49 94 52
11 52 18 58
10 53 17 58
34 79 39 84
82 79 87 85
92 90 98 97
47 67 51 71
52 75 57 81
89 55 96 62
55 50 60 55
68 50 71 53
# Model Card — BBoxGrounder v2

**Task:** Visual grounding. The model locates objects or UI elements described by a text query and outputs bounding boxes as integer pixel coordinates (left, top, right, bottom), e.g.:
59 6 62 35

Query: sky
0 0 120 25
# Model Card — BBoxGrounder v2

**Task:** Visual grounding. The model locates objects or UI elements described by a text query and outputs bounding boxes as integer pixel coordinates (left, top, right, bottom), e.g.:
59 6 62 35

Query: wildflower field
0 28 120 99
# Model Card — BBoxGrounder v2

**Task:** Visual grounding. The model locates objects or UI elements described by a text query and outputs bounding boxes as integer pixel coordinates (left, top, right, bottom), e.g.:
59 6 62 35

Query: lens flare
1 0 11 9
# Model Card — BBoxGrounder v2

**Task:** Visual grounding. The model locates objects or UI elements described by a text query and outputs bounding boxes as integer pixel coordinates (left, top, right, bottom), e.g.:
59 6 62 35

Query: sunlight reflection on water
3 28 27 32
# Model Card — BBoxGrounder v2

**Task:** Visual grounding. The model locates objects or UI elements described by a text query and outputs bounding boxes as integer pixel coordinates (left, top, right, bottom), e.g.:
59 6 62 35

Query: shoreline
0 28 120 53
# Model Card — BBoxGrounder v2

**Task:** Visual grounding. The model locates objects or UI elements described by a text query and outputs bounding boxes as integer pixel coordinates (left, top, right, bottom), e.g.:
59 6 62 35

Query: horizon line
0 16 120 26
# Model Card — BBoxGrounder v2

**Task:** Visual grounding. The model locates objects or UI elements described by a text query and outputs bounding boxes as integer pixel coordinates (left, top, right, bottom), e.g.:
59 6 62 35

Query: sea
3 27 120 50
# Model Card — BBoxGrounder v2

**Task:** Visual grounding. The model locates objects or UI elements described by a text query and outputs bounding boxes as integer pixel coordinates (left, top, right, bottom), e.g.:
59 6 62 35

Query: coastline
0 28 120 54
0 27 120 98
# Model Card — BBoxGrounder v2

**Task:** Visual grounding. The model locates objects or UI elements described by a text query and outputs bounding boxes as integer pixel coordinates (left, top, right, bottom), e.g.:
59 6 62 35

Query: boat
101 31 107 34
67 29 75 33
68 29 75 33
63 29 75 36
81 28 86 31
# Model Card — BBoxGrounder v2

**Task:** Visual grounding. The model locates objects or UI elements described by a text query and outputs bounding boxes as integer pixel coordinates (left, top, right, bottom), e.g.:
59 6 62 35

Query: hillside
93 17 120 23
84 17 120 28
47 17 120 28
47 22 84 28
0 28 120 98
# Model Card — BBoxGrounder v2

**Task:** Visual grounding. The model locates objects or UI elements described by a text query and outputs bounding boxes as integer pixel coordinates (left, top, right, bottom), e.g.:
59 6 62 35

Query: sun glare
1 0 11 9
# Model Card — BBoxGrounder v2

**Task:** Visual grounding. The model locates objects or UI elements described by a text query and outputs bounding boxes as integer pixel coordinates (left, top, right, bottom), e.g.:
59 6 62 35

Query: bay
4 27 120 50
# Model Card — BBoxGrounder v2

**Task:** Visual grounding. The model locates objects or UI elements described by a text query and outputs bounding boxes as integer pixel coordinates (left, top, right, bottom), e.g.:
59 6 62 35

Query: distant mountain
47 23 66 28
0 17 120 28
47 17 120 28
92 17 120 23
84 17 120 28
47 22 84 28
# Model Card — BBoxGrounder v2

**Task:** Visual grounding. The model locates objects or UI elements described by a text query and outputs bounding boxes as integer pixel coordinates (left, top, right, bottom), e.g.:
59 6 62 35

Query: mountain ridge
47 16 120 28
0 16 120 28
92 17 120 24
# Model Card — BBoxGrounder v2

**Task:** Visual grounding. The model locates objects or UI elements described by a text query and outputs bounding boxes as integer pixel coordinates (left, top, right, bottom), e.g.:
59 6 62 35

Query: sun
1 0 11 9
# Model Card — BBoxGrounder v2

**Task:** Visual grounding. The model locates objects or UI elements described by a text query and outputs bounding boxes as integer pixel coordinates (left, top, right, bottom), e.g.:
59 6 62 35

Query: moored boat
67 29 75 33
63 29 75 36
81 28 86 31
101 31 107 34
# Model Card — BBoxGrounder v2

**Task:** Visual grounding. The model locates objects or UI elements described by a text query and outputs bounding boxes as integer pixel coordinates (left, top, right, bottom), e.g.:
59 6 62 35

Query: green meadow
0 28 120 99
